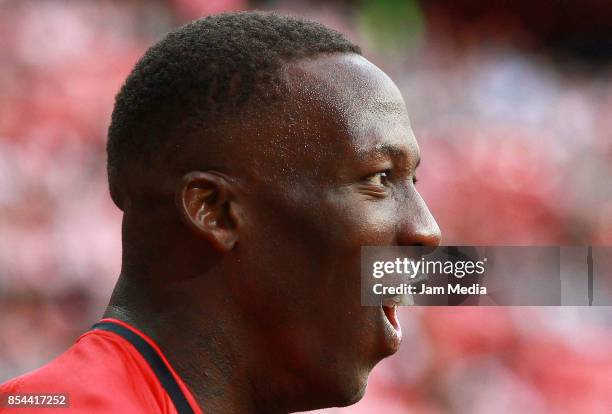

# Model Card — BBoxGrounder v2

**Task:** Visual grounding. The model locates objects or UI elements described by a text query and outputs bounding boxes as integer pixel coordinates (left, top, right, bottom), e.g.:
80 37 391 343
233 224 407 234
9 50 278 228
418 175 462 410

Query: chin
335 378 368 407
314 370 370 410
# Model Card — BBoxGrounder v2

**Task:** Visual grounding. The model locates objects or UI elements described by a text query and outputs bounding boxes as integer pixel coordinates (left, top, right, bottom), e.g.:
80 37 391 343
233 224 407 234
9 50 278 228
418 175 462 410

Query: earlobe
176 171 240 252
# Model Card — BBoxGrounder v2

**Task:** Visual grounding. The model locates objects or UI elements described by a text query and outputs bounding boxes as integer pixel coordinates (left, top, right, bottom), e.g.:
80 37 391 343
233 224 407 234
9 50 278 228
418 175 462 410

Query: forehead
281 54 418 173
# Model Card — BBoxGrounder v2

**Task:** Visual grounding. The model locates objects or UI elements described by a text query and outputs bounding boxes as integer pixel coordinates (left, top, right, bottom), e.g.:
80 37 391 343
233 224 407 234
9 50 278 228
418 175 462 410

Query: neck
103 274 286 414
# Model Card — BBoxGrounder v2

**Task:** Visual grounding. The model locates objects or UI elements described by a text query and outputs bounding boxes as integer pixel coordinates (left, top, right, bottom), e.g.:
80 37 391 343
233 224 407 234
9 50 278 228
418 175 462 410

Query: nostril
397 224 441 253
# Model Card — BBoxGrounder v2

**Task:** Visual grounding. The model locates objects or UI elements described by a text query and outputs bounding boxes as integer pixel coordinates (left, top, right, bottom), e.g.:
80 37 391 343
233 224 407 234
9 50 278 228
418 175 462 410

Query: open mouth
381 296 403 351
376 269 425 354
382 303 400 331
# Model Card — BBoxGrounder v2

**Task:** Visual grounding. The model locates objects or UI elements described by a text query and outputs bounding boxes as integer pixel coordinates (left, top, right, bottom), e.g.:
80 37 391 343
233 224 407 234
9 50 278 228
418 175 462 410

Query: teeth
382 294 414 307
383 295 401 306
382 297 395 307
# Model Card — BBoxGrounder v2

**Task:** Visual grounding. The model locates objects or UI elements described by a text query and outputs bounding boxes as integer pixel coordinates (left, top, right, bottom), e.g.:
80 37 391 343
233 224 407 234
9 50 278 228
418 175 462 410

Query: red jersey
0 318 203 414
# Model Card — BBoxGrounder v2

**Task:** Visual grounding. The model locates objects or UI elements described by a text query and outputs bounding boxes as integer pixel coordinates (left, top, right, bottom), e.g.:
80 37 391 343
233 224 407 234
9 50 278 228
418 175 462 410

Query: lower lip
381 305 402 353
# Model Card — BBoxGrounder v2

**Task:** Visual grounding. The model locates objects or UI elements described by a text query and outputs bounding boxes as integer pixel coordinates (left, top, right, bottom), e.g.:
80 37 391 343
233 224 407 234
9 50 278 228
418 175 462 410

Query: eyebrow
356 143 421 169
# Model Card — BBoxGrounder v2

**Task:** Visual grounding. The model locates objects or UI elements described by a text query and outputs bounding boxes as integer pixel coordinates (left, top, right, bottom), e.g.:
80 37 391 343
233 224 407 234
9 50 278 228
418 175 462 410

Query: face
228 54 441 411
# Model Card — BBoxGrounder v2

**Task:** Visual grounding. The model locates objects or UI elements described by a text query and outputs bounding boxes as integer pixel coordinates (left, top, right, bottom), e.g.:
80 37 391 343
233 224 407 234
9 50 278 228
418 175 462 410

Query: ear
176 171 241 252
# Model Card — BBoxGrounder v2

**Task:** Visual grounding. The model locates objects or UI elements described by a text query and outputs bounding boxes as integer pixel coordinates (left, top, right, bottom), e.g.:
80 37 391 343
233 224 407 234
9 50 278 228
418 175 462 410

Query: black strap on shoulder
92 321 195 414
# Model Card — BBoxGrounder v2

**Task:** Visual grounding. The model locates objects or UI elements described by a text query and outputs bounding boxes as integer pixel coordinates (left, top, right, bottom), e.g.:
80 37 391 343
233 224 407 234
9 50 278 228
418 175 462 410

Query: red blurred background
0 1 611 413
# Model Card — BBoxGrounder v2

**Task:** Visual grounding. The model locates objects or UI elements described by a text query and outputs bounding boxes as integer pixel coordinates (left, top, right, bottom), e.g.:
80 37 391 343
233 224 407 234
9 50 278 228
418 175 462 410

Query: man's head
107 11 440 412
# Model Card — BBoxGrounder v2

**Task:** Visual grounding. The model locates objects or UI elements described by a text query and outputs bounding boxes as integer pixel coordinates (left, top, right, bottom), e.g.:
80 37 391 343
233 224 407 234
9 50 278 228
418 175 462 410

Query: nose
396 195 441 253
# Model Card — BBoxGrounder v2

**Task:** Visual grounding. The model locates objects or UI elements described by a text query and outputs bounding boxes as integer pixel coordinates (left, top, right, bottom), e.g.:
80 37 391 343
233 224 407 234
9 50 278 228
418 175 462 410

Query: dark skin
104 53 441 414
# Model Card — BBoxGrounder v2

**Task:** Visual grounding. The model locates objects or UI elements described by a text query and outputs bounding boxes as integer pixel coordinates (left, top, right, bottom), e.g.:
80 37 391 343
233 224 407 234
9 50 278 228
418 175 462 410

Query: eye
365 170 391 186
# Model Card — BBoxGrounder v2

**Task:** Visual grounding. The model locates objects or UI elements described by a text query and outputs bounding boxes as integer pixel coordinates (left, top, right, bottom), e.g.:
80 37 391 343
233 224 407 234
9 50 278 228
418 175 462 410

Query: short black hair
107 11 360 208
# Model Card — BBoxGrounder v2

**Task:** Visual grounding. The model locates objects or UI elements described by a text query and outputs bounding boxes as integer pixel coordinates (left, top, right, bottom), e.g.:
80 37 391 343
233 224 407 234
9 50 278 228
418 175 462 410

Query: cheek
233 193 336 315
320 195 399 249
236 190 391 373
235 188 398 316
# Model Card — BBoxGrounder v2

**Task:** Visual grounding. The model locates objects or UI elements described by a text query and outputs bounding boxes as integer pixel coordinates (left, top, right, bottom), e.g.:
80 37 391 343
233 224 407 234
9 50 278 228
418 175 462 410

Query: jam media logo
363 246 488 306
361 246 612 306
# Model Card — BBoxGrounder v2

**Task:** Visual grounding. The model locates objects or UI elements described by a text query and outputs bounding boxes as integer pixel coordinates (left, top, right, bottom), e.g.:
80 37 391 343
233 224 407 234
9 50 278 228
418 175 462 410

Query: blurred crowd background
1 0 611 412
